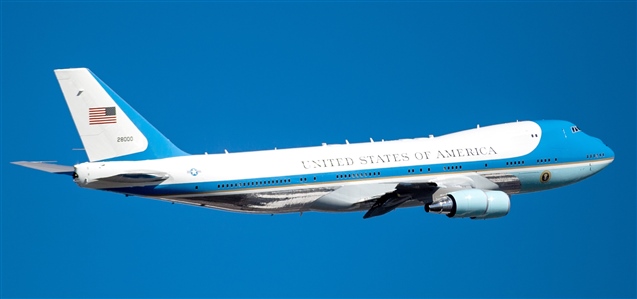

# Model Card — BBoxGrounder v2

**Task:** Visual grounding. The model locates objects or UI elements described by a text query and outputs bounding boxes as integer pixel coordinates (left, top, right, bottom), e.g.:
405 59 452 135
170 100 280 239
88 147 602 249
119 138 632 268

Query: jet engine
425 189 510 219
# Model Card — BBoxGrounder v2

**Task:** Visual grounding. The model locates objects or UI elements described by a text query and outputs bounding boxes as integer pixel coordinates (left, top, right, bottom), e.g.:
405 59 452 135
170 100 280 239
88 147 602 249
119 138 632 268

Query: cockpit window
571 126 581 133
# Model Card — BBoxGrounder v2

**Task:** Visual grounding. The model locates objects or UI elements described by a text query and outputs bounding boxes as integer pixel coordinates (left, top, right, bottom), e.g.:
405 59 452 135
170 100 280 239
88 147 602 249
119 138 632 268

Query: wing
362 173 503 219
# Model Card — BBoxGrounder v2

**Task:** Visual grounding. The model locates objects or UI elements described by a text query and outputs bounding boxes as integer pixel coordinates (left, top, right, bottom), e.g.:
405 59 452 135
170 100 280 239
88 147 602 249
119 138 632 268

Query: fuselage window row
442 165 462 171
407 168 432 173
536 158 557 164
218 178 292 189
336 172 381 179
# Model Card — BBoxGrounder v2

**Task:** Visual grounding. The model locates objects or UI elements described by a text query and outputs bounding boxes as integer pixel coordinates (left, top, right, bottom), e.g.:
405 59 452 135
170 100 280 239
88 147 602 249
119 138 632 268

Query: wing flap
363 182 438 219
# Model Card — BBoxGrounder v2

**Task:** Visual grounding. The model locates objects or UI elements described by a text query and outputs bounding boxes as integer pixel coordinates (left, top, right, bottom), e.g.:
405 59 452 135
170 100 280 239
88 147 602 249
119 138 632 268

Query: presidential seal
540 170 551 183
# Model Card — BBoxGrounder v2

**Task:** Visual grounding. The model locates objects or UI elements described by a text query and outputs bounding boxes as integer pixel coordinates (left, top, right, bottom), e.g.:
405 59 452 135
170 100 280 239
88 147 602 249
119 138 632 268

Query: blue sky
1 1 635 298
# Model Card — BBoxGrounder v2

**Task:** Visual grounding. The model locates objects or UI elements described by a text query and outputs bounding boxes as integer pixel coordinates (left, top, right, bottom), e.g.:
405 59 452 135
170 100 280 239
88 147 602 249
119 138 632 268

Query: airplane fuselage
73 120 614 215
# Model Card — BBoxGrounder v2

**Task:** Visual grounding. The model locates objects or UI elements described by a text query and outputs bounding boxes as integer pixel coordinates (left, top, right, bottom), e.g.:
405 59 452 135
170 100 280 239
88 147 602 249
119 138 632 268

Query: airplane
12 68 615 219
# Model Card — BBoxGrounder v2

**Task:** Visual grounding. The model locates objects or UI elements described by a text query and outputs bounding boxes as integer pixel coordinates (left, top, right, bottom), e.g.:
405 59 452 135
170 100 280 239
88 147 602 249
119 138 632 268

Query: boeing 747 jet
13 68 615 219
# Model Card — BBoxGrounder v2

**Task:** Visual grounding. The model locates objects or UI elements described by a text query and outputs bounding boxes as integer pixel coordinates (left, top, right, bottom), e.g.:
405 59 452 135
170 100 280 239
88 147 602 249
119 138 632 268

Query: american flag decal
89 106 117 125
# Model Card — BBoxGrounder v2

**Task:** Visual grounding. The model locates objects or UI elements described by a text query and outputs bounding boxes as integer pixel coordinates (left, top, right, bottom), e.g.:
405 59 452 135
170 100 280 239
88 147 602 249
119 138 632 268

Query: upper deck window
571 126 581 133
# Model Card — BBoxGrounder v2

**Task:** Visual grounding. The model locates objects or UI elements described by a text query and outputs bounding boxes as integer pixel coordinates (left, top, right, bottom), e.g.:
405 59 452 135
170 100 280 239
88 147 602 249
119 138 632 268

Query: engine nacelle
425 189 510 219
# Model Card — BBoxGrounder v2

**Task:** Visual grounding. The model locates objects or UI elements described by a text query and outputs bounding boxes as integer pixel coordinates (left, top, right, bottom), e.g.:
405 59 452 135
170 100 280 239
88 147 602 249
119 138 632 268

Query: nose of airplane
605 143 615 163
596 139 615 173
585 139 615 176
590 133 614 163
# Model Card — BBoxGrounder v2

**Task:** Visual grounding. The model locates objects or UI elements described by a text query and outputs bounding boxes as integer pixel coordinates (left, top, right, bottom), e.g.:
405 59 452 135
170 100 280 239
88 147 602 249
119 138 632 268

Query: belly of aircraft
169 187 341 213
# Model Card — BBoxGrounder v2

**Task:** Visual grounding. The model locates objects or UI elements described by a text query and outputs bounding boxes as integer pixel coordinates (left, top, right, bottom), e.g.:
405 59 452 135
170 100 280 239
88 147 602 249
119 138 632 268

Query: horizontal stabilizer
11 161 75 176
96 172 169 183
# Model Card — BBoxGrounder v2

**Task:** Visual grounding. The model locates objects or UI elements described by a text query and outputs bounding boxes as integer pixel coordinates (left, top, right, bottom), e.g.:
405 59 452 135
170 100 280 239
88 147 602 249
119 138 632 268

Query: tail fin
55 68 188 162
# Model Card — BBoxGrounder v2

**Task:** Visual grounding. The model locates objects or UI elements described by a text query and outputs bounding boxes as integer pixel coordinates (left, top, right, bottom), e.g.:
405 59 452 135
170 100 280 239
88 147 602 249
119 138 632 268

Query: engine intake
425 189 510 219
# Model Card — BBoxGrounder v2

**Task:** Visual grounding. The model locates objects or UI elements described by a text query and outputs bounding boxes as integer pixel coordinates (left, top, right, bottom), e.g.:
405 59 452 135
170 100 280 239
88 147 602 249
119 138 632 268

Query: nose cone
596 142 615 173
605 143 615 166
606 144 615 161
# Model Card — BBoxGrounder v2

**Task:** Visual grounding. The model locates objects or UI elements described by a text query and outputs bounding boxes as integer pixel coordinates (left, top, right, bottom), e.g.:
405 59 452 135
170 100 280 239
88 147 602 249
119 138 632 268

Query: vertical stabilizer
55 68 188 162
